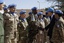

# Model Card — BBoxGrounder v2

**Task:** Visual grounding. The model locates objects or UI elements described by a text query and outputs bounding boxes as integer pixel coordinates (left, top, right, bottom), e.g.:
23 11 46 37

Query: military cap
55 10 63 16
3 7 7 10
8 4 16 8
46 11 48 15
47 8 54 13
37 12 43 16
31 7 37 10
20 10 26 15
29 12 32 15
0 0 4 4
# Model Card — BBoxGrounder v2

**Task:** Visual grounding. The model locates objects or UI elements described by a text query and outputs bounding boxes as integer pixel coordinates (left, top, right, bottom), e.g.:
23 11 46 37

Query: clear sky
4 0 55 9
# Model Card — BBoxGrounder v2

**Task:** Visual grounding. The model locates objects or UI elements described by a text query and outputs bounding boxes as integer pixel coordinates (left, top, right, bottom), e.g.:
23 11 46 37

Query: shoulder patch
57 24 60 28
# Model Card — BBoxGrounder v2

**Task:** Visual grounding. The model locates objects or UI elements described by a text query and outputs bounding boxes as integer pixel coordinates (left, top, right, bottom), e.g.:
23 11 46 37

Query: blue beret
31 7 37 10
47 8 54 12
3 7 8 10
8 4 16 8
46 11 48 14
55 10 63 15
29 12 32 15
20 10 26 15
0 0 4 4
37 12 43 16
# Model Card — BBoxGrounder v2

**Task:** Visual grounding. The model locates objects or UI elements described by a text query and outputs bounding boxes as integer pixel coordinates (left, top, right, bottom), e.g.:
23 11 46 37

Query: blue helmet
29 12 32 15
0 0 4 4
55 10 63 16
37 12 43 16
20 10 26 15
8 4 16 8
47 8 54 13
31 7 37 10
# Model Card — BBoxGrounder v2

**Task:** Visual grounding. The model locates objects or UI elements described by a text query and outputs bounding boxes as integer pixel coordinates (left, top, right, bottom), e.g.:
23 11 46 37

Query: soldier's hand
39 23 42 27
38 27 44 31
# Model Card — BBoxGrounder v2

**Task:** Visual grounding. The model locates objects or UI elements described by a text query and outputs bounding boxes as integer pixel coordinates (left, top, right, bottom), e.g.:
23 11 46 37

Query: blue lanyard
20 17 25 22
10 12 15 16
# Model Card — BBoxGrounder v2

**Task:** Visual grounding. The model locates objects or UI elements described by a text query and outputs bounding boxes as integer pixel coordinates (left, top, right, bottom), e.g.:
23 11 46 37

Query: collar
38 18 44 21
46 16 49 18
51 14 54 18
10 12 15 16
19 17 25 22
55 18 59 21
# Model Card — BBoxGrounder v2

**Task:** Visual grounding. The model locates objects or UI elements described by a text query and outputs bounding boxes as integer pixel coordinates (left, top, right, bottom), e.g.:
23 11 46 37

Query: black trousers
48 35 53 43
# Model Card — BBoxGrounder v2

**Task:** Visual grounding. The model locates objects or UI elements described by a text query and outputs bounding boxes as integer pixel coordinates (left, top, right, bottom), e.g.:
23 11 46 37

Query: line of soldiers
0 0 64 43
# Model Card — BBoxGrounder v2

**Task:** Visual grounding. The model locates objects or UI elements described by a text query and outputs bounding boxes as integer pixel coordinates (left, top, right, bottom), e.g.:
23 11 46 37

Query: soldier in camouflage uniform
3 4 18 43
17 10 28 43
31 7 38 21
27 7 38 43
3 6 8 43
44 11 51 43
44 11 50 27
35 12 45 43
51 10 64 43
0 0 4 43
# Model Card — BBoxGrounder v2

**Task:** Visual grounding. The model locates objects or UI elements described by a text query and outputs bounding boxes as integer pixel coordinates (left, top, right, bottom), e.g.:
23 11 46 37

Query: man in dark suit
45 8 55 43
62 11 64 19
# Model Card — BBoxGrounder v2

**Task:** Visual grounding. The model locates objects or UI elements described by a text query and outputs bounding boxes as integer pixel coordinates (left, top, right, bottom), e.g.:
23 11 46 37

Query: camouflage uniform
27 21 39 43
3 12 18 43
17 18 28 43
35 19 45 43
44 17 51 43
51 17 64 43
27 13 39 43
44 17 50 27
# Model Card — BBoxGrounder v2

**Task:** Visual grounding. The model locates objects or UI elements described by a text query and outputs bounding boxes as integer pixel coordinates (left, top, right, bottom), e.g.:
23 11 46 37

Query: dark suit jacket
45 15 56 38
